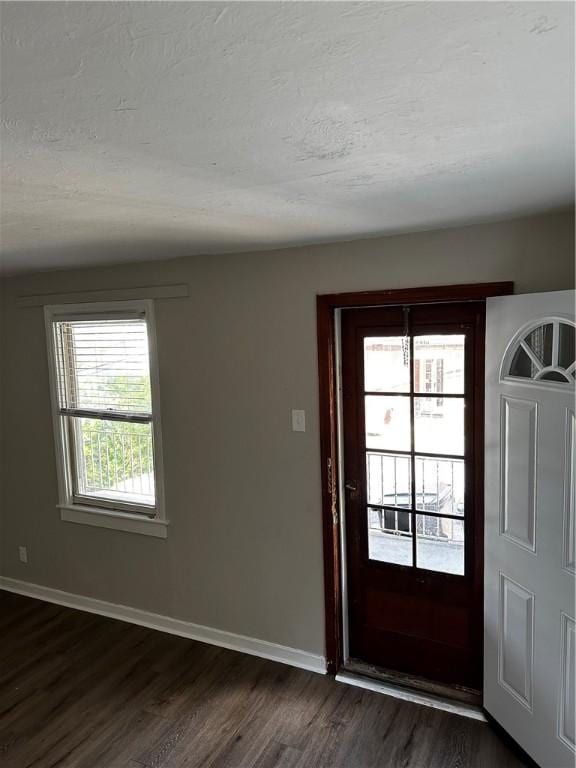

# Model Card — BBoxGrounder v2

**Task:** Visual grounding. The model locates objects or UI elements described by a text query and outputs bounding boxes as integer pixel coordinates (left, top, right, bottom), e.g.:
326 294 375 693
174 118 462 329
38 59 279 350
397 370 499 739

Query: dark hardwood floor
0 592 526 768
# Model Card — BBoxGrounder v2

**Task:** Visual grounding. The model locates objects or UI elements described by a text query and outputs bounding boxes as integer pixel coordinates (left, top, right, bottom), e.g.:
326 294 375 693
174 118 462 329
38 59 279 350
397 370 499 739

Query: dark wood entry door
341 302 484 689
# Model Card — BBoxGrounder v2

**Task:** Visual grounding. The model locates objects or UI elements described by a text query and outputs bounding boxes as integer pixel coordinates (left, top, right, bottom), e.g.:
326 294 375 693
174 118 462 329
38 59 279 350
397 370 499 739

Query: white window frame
44 300 168 538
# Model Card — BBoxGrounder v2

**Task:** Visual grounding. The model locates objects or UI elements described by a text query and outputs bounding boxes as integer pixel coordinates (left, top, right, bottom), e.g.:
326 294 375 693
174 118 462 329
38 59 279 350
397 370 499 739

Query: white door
485 290 575 768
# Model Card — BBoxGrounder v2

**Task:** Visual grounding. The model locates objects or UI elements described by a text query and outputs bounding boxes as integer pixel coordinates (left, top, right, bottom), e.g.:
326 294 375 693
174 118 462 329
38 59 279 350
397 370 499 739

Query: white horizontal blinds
54 315 152 419
52 313 156 509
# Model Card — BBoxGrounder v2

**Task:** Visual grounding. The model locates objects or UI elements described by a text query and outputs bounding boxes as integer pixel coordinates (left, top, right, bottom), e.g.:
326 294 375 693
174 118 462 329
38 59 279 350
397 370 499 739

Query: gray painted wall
0 210 573 656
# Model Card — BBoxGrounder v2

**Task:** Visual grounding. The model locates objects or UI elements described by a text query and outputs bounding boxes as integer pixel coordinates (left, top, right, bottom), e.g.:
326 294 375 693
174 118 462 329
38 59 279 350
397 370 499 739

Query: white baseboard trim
0 577 326 675
335 671 487 721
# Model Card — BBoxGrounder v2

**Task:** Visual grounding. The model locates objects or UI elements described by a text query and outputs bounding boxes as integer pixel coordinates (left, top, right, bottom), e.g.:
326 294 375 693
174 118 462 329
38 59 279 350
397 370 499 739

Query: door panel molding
563 409 576 575
498 572 534 712
499 396 538 553
558 612 576 752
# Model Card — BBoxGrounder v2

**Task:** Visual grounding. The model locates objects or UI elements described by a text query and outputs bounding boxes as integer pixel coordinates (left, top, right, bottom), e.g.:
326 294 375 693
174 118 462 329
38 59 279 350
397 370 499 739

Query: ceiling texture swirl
0 1 573 274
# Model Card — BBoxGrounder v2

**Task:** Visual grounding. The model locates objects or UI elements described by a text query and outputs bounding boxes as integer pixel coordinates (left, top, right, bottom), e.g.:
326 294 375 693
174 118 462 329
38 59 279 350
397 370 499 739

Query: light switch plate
291 409 306 432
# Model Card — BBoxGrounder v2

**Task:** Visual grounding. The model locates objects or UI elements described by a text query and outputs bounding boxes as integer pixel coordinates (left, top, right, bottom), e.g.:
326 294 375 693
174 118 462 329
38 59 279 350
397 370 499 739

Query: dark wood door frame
316 282 514 676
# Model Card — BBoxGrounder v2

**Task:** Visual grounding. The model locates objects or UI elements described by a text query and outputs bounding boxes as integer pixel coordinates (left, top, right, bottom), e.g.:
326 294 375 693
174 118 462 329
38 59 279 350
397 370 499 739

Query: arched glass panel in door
502 318 575 387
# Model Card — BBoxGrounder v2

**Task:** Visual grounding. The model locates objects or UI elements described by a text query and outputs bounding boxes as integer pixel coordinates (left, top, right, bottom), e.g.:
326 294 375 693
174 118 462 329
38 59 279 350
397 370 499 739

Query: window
45 301 166 537
502 318 575 387
364 332 466 574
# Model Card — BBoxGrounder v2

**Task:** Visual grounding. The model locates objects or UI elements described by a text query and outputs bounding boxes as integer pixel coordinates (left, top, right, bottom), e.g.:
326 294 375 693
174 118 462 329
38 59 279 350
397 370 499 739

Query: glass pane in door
365 396 411 452
558 322 575 369
366 452 411 508
415 456 464 516
414 397 464 456
416 514 464 575
525 323 553 366
368 506 413 566
414 335 465 394
360 324 468 575
364 336 410 392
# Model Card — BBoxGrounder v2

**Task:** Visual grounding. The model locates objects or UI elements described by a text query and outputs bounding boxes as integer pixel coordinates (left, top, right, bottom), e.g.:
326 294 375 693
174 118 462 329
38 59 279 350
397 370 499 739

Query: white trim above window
45 300 167 537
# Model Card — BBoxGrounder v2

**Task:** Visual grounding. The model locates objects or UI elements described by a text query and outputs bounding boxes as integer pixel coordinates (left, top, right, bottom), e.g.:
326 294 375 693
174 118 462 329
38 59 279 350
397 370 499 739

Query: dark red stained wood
316 282 513 677
318 282 514 310
316 295 341 675
471 307 487 688
342 302 484 687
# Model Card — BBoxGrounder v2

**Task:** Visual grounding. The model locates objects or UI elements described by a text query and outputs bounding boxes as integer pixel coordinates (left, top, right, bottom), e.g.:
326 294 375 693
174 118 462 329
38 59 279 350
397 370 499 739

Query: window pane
509 346 538 378
525 323 553 367
364 336 410 393
366 452 411 508
416 515 464 575
558 322 575 370
72 417 155 506
415 456 464 516
414 397 464 456
365 396 411 452
414 335 464 394
541 371 571 383
368 507 413 565
55 319 151 413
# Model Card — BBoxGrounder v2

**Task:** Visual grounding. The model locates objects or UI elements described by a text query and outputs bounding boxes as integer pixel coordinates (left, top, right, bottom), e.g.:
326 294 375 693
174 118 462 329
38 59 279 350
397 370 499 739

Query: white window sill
58 504 168 538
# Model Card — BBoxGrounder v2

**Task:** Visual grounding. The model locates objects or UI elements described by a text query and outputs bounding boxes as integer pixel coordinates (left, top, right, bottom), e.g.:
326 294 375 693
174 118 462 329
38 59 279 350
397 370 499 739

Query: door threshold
337 662 485 722
343 659 481 705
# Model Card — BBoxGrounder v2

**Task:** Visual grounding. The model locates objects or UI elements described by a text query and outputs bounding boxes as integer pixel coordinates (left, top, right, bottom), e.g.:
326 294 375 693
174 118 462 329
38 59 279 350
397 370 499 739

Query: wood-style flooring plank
0 592 527 768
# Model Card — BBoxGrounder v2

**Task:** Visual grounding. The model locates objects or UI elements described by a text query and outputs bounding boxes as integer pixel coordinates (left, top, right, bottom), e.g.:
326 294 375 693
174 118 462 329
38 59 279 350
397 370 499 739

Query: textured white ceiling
0 1 573 274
